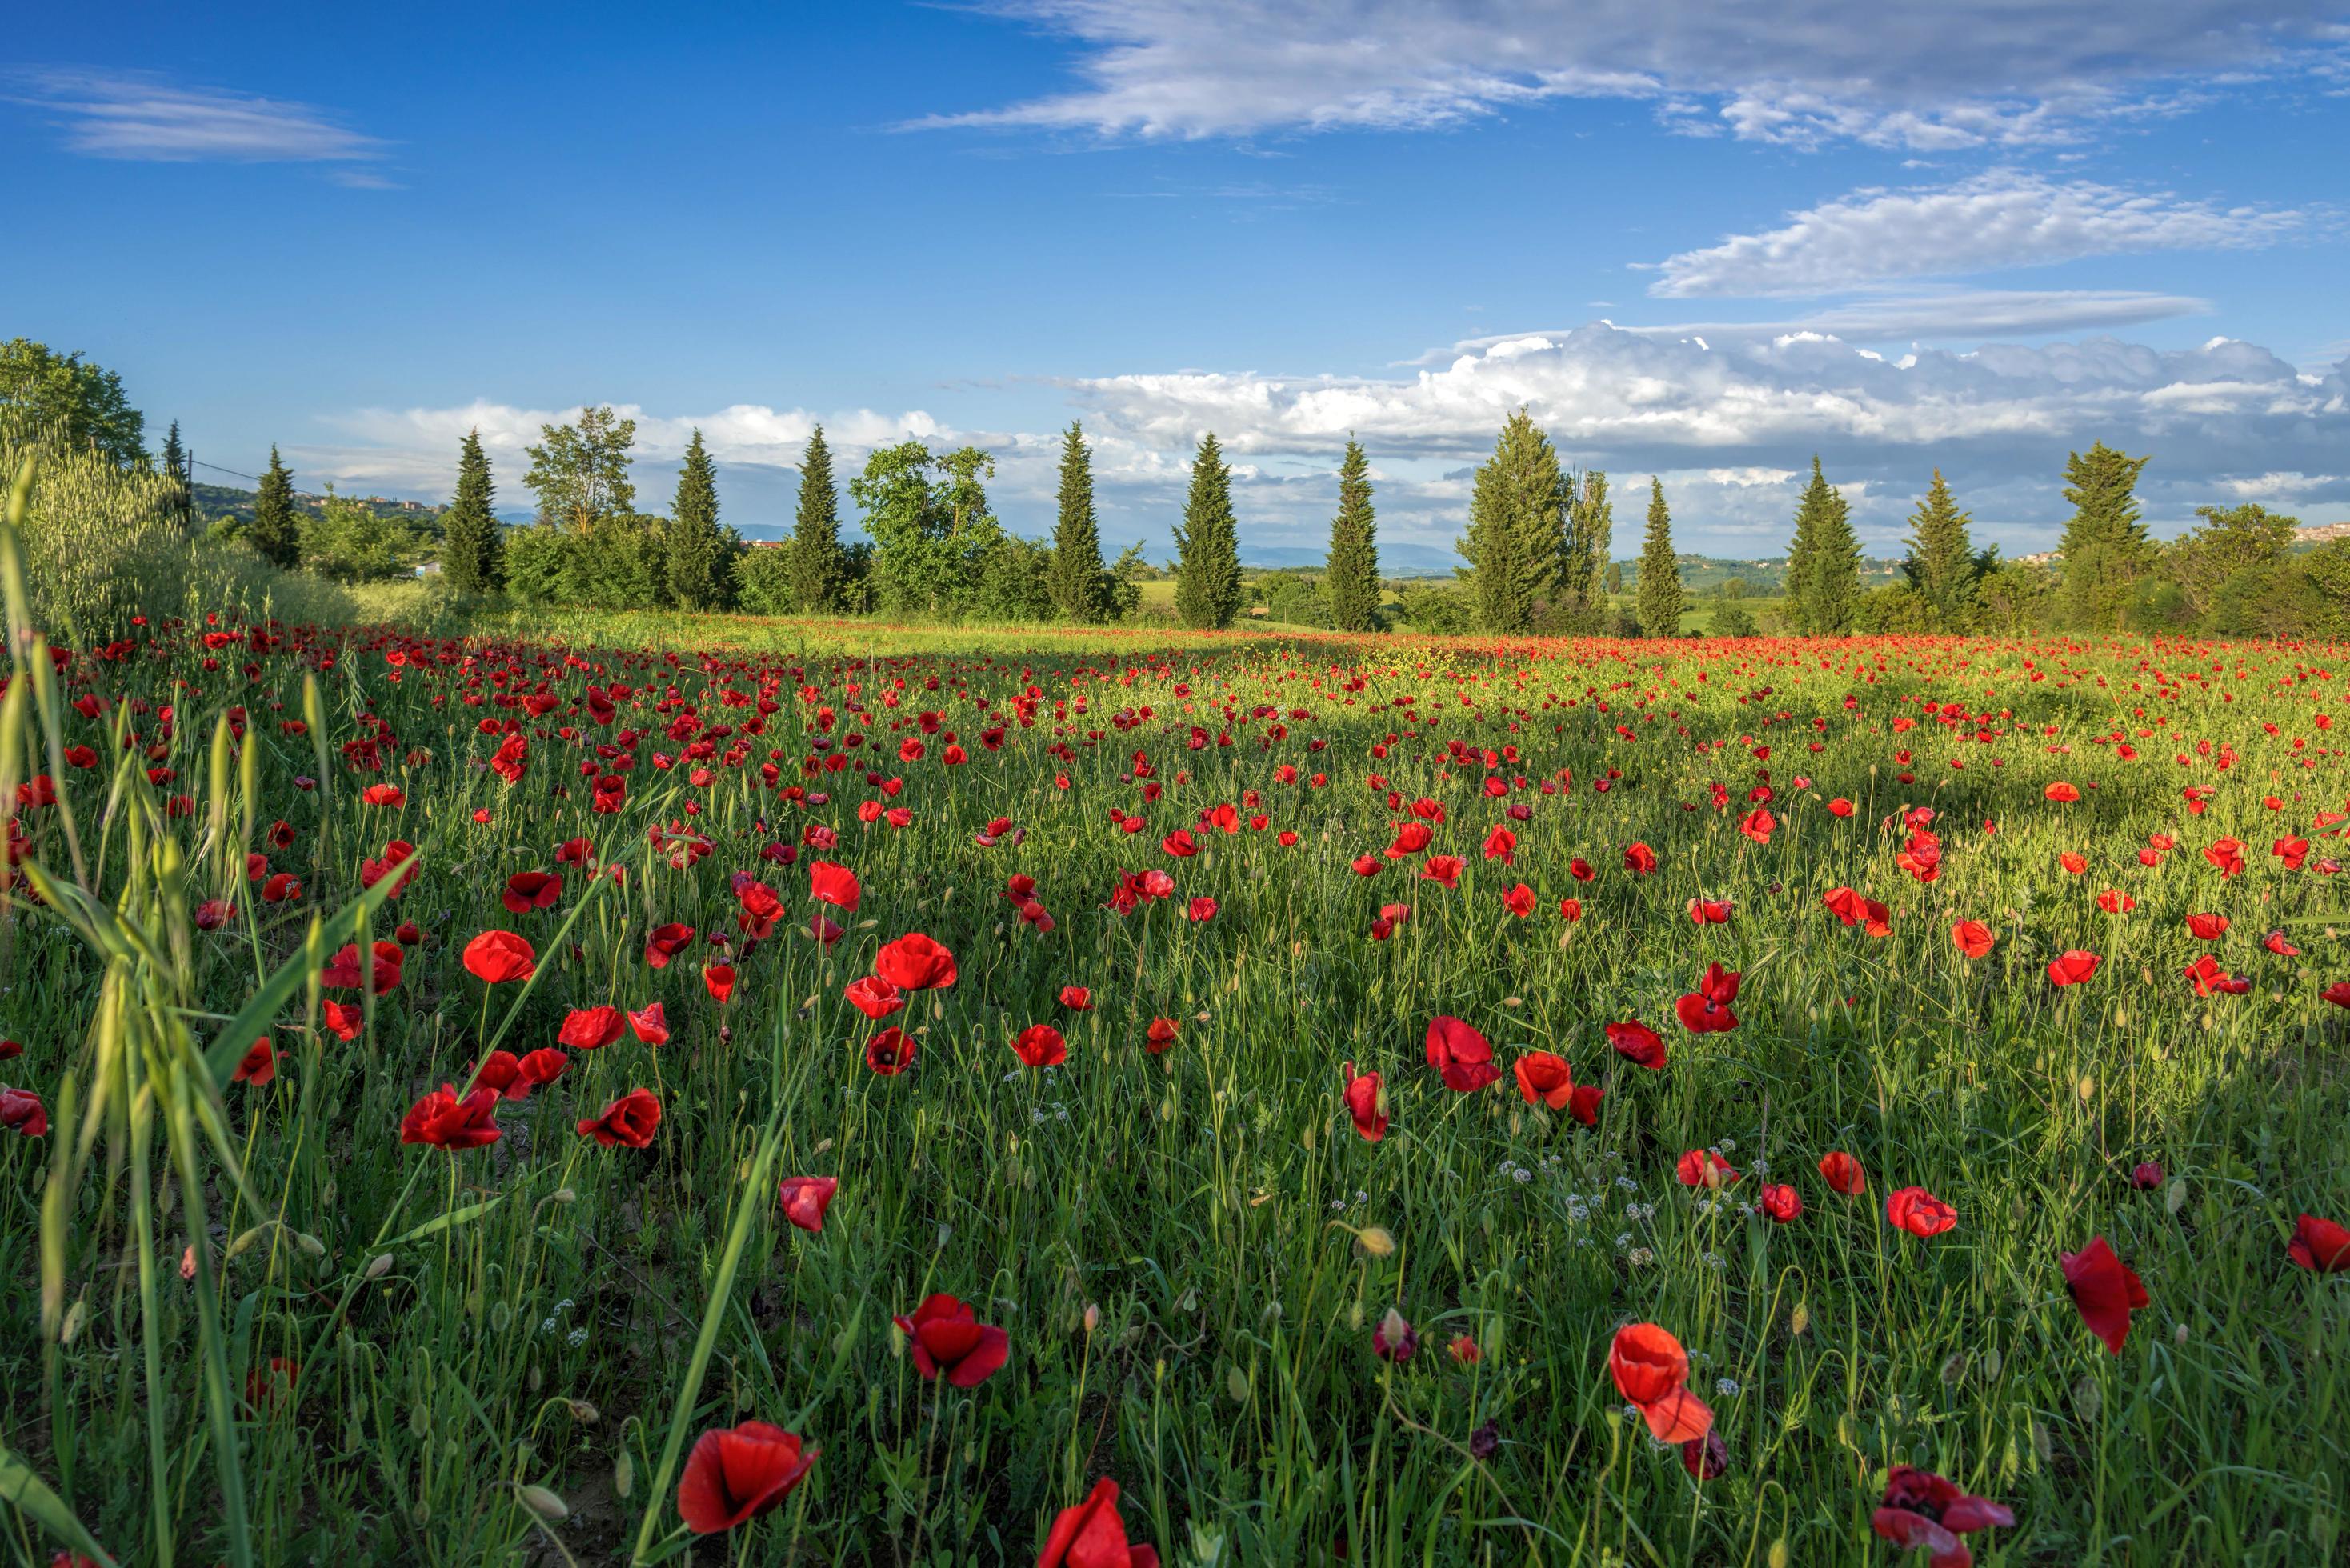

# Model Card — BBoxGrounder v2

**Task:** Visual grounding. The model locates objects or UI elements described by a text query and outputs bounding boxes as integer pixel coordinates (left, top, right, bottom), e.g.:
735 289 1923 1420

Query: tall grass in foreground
0 542 2344 1565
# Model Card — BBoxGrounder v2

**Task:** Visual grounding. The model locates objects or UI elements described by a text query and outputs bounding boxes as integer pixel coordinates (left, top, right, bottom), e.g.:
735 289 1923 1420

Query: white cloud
1652 171 2309 296
11 69 386 163
923 1 2349 149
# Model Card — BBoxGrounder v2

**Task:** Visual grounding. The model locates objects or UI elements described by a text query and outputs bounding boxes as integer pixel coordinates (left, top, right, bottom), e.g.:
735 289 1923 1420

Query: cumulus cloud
1651 172 2309 296
10 69 386 163
922 1 2348 149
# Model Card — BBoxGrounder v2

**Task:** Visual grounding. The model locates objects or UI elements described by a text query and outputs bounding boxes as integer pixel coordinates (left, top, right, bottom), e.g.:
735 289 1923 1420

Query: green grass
3 595 2347 1566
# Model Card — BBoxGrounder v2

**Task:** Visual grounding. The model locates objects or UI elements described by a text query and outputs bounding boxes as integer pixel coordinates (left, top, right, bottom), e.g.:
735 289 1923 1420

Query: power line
191 458 262 483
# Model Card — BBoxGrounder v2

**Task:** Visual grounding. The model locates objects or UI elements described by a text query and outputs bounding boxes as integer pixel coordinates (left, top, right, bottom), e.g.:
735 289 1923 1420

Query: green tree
2162 502 2292 626
1634 478 1685 638
1325 438 1381 631
302 486 417 582
2054 442 2154 630
665 429 733 610
1458 410 1564 634
1976 559 2055 633
158 419 191 524
1046 422 1110 622
1172 433 1242 629
440 429 503 595
851 442 1006 618
523 406 637 530
250 445 300 570
789 426 844 614
0 338 146 468
1786 456 1860 634
1559 469 1612 631
1901 469 1976 629
1710 599 1758 638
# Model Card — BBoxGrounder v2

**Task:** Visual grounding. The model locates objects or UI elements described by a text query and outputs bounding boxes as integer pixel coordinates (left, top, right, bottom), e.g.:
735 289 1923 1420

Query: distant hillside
1618 554 1906 594
195 481 450 540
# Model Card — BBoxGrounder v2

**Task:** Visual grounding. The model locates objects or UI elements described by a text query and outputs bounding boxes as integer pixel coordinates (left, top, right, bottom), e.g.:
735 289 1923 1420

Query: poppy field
3 595 2350 1568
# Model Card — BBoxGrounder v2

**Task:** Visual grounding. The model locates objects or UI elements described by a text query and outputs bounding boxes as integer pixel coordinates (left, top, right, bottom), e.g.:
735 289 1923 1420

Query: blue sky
7 1 2348 568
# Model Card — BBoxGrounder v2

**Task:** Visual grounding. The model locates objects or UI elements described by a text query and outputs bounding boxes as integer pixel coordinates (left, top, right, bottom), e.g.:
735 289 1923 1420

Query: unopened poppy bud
1083 1302 1100 1334
566 1398 599 1422
1353 1225 1396 1258
62 1298 86 1345
515 1483 568 1522
295 1230 325 1257
551 1188 576 1205
365 1253 394 1279
614 1448 634 1499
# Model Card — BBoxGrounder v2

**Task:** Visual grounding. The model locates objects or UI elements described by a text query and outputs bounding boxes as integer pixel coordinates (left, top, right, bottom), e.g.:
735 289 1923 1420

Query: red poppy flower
1424 1014 1499 1092
577 1087 662 1148
558 1005 625 1050
1342 1061 1387 1142
644 922 696 969
1012 1023 1067 1067
776 1175 837 1233
359 783 405 808
1759 1182 1802 1222
875 932 957 991
1738 806 1774 845
864 1027 916 1075
704 964 736 1005
2264 930 2301 957
1885 1185 1957 1238
1501 882 1535 918
502 870 562 914
1384 822 1433 859
1871 1466 2013 1568
1607 1019 1667 1070
2059 851 2088 874
1567 1082 1604 1126
1675 1149 1739 1188
322 940 405 995
1822 886 1890 935
232 1037 276 1086
1674 962 1741 1034
1827 797 1855 818
1558 896 1583 922
2184 912 2229 940
2096 890 2135 914
2182 954 2251 996
1949 920 1994 959
1513 1050 1573 1109
1185 896 1219 922
2324 981 2350 1010
2061 1235 2148 1354
1448 1333 1482 1366
1687 897 1732 925
845 974 905 1020
2288 1213 2350 1273
1818 1150 1867 1195
462 930 535 985
2047 949 2101 987
399 1083 501 1150
807 858 860 912
1 1086 50 1138
1142 1016 1179 1054
893 1293 1010 1387
321 1000 365 1042
1607 1322 1712 1442
1482 824 1518 865
628 1001 670 1046
1623 842 1659 875
1038 1477 1159 1568
516 1047 569 1097
2204 836 2246 878
1371 1304 1418 1362
2044 781 2080 802
1569 857 1595 881
1059 985 1094 1011
675 1420 819 1534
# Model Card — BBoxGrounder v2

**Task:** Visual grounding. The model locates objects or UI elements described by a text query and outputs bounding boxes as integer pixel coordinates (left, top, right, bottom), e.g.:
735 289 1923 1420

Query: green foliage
735 542 797 616
1975 558 2056 633
1458 410 1563 633
158 419 191 525
1262 574 1334 628
664 429 735 611
1395 580 1473 634
1047 422 1111 622
2161 502 2296 625
851 442 1007 618
1901 469 1977 630
300 486 419 582
439 429 503 596
522 406 637 530
1325 438 1381 632
2055 442 2154 630
1708 598 1758 638
498 514 668 608
1855 582 1936 634
977 533 1058 622
1633 478 1684 639
249 446 300 570
1172 433 1242 629
1785 455 1860 634
1559 469 1612 632
1104 541 1147 622
0 337 146 468
787 426 845 615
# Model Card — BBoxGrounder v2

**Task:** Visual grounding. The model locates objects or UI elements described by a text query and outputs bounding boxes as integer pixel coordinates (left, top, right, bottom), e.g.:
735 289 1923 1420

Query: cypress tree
250 445 300 570
1172 433 1242 629
1560 469 1611 630
1458 410 1564 634
1786 456 1860 634
2055 442 2154 630
1902 468 1976 629
666 429 730 610
158 419 190 524
1634 478 1684 638
442 429 503 595
1325 437 1380 632
1047 422 1108 621
788 426 843 614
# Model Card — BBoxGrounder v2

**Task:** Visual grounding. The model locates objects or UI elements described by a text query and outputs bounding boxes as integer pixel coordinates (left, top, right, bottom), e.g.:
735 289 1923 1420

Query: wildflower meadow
1 506 2346 1568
